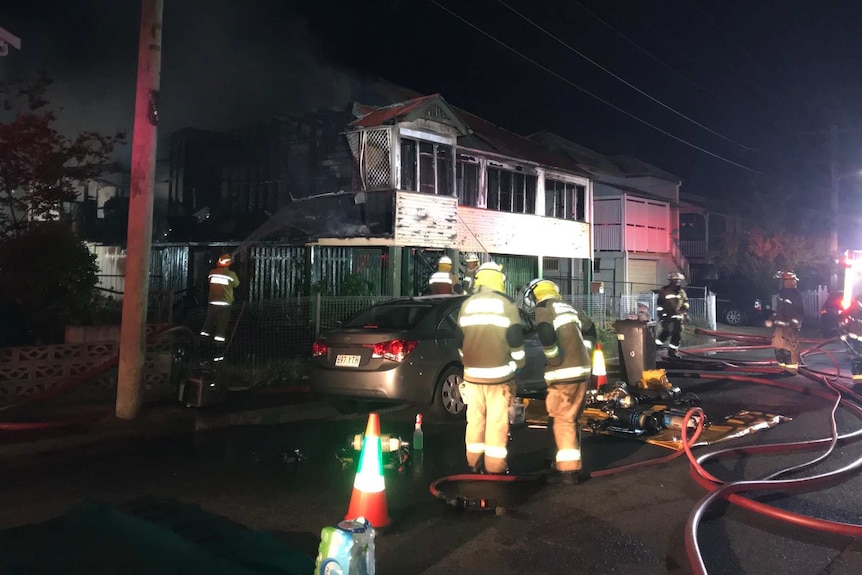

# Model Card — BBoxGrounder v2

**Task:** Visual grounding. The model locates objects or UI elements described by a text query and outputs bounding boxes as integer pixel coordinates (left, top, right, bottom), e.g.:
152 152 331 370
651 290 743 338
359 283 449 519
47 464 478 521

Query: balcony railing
679 240 708 258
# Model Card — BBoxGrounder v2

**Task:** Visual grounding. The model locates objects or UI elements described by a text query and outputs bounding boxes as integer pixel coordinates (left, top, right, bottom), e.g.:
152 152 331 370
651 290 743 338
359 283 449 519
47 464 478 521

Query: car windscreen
341 304 433 330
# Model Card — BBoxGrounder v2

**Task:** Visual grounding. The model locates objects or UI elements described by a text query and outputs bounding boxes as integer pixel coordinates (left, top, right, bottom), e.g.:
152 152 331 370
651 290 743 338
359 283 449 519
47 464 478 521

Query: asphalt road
0 338 860 575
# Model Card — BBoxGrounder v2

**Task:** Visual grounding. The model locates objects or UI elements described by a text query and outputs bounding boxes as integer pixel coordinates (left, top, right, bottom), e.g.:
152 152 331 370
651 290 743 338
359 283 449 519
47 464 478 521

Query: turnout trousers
464 380 516 474
772 325 800 374
657 317 683 350
201 304 231 343
545 381 587 472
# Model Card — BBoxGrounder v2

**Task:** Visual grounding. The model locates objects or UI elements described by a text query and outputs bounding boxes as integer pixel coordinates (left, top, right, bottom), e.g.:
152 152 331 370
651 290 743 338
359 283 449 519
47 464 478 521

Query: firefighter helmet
217 254 233 267
774 270 798 281
523 278 562 306
473 262 506 293
465 252 480 264
668 271 685 282
438 255 453 271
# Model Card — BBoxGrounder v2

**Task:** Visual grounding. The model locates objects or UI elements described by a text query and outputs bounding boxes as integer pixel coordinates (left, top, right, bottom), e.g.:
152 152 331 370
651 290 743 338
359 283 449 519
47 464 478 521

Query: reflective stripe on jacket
457 287 526 384
208 267 240 305
656 285 689 318
535 300 592 384
774 287 803 328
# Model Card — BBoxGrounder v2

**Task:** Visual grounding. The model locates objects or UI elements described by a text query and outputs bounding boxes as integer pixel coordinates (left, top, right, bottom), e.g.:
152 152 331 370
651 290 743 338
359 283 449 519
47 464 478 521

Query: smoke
1 0 392 166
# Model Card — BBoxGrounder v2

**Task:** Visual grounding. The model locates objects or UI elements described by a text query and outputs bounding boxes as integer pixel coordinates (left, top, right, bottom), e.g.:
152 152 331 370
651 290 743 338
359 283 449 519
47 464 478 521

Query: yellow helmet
438 255 453 271
217 253 233 267
473 262 506 293
525 278 561 305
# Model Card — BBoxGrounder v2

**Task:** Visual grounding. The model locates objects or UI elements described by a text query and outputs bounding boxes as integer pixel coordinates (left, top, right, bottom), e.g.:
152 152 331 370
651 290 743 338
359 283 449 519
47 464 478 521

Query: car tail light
753 299 762 311
312 340 328 357
367 339 418 362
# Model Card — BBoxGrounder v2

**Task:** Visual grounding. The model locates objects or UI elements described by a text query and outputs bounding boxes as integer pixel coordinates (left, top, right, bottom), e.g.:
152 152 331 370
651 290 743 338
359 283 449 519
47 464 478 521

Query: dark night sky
3 0 862 227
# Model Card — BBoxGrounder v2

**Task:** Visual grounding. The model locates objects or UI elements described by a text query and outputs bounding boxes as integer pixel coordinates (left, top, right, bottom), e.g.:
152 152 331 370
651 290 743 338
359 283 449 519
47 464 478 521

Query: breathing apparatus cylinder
608 407 660 434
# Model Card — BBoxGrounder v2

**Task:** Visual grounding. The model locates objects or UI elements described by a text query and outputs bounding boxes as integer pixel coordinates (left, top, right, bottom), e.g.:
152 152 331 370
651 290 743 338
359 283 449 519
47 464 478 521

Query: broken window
400 139 417 191
400 137 453 195
487 166 538 214
545 178 587 221
457 156 480 206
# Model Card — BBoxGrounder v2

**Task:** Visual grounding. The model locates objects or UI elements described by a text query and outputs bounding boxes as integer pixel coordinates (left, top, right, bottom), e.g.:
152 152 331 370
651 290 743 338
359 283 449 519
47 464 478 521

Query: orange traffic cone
345 412 391 528
591 343 608 390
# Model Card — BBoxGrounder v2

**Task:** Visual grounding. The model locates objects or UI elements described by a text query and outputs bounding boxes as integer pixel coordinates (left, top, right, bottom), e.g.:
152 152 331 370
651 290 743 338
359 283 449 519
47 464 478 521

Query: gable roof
608 155 681 184
529 131 624 176
350 94 470 135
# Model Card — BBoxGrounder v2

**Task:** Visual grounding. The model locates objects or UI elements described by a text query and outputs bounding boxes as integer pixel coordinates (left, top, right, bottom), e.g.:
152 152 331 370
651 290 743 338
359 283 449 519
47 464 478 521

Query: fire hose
0 325 195 431
678 329 862 574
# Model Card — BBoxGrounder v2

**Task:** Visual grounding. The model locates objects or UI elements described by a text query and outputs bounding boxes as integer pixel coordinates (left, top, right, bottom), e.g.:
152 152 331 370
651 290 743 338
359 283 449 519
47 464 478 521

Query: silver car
308 295 548 419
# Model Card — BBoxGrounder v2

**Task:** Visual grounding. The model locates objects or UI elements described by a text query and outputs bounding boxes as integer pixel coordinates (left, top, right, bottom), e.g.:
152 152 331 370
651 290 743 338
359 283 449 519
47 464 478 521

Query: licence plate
335 354 361 367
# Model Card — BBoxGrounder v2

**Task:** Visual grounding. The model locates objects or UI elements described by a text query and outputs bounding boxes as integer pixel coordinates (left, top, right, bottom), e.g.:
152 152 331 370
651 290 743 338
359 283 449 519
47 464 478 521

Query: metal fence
618 293 716 330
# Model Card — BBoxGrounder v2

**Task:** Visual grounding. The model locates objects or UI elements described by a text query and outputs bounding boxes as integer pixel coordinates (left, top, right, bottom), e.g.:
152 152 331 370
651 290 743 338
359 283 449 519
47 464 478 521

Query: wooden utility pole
116 0 163 420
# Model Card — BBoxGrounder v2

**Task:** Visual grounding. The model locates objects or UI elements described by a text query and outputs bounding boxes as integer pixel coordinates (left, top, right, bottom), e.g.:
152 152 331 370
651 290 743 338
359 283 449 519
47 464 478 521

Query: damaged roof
351 94 586 175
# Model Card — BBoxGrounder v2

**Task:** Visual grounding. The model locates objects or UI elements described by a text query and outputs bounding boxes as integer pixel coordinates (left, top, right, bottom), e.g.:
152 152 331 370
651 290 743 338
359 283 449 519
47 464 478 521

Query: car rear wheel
431 365 466 419
723 308 745 326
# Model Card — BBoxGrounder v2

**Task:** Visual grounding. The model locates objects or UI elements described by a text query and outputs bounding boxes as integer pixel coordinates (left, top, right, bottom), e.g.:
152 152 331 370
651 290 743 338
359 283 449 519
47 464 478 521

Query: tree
710 227 830 294
0 223 99 345
0 74 125 237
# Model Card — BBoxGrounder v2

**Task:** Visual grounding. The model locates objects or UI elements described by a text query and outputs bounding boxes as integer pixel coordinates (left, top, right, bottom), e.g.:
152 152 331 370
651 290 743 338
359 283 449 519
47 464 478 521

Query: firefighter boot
851 357 862 386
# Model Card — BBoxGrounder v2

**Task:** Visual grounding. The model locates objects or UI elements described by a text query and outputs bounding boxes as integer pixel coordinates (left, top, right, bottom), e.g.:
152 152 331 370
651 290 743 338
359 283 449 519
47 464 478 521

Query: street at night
2 336 860 574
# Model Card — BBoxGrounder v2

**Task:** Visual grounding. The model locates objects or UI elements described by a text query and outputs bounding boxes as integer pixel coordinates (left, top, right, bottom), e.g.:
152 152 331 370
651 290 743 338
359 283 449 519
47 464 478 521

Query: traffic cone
345 412 391 528
591 343 608 390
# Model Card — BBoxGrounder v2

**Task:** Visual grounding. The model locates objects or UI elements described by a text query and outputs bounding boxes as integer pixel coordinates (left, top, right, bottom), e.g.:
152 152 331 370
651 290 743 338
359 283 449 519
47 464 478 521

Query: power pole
116 0 163 420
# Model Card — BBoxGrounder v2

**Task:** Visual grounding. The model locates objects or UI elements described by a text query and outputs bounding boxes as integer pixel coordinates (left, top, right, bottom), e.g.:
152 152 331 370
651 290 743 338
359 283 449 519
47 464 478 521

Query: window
486 166 538 213
401 139 417 191
593 258 601 272
544 257 560 271
398 137 454 195
545 178 586 221
456 156 480 206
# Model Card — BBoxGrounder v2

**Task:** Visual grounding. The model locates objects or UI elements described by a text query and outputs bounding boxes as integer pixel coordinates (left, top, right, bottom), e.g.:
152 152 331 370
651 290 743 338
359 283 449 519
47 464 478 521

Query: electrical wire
427 0 766 175
567 0 718 98
497 0 760 153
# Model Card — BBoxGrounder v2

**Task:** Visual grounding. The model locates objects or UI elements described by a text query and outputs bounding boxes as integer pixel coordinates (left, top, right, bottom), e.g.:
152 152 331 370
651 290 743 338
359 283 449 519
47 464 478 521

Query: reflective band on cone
345 412 391 528
590 343 608 390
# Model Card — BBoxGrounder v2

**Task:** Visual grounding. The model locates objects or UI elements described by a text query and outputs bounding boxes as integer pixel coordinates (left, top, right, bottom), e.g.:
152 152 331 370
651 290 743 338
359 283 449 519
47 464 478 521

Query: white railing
618 292 716 330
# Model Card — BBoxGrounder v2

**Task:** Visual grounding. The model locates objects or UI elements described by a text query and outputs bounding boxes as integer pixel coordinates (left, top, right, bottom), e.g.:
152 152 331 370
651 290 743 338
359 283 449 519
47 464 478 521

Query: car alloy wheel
724 308 744 326
434 366 466 418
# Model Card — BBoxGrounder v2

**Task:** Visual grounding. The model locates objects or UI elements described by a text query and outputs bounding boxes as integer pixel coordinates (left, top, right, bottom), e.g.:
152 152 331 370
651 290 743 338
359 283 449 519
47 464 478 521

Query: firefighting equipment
532 283 591 472
463 253 481 294
345 412 391 528
472 261 506 294
838 303 862 383
413 414 424 451
217 253 233 267
456 271 524 474
463 380 517 474
429 271 455 295
656 277 688 355
438 255 453 270
314 518 376 575
465 253 480 263
590 342 608 389
770 275 803 374
200 260 240 348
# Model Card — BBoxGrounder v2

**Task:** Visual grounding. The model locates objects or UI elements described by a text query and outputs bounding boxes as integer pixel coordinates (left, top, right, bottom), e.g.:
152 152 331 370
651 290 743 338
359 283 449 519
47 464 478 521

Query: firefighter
838 298 862 385
428 255 463 295
766 271 803 374
523 278 592 484
456 262 526 474
200 253 240 362
462 252 480 294
655 272 689 358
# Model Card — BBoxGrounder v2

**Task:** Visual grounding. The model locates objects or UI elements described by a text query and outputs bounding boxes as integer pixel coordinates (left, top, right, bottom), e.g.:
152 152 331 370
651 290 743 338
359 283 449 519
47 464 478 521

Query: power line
427 0 766 175
498 0 759 153
568 0 718 98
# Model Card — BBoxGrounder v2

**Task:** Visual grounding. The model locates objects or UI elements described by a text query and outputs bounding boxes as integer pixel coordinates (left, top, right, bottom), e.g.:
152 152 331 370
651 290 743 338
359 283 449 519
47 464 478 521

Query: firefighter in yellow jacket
456 262 525 474
524 278 592 483
429 255 463 295
200 254 240 362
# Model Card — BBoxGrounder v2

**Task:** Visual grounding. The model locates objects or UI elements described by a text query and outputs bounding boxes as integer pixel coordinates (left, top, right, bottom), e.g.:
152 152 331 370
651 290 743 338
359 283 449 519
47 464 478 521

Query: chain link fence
617 293 716 330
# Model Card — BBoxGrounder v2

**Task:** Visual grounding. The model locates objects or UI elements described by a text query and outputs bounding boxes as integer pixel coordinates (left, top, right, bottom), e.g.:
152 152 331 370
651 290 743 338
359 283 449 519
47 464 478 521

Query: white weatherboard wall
393 190 458 248
456 206 591 259
628 258 658 293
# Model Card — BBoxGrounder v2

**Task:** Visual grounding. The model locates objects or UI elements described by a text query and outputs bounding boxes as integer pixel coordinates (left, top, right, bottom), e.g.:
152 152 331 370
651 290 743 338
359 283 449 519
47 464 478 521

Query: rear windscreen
342 305 433 329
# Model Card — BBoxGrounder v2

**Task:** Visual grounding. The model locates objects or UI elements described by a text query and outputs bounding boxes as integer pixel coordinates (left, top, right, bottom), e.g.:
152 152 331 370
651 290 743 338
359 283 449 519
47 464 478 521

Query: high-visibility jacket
208 267 240 305
773 287 803 330
456 287 526 384
535 299 592 384
656 285 689 319
429 271 454 295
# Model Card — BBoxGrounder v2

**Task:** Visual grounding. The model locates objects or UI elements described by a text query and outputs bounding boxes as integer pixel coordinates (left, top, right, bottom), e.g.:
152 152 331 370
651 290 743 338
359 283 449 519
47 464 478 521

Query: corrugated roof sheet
608 155 681 183
528 131 624 177
351 94 441 127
